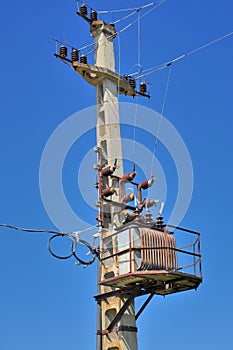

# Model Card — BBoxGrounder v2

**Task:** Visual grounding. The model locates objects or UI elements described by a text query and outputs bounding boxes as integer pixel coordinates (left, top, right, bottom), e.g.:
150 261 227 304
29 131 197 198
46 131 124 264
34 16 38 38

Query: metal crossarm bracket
106 286 140 333
135 293 154 320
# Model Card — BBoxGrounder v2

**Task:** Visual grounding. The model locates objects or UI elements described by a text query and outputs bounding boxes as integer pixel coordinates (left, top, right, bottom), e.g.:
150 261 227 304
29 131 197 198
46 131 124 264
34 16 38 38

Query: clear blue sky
0 0 233 349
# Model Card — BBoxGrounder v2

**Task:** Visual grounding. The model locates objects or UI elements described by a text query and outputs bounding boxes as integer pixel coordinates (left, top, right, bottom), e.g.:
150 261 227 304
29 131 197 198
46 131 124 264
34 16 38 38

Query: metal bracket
97 325 138 335
97 286 140 335
135 293 154 320
107 286 140 332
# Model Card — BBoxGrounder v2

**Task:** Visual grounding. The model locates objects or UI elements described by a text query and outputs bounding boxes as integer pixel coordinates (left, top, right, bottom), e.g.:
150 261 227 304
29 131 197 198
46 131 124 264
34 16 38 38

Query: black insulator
71 49 79 62
59 45 68 58
140 82 147 94
129 77 136 89
109 22 115 28
156 215 164 229
80 4 88 17
123 75 129 81
90 10 98 22
80 55 87 64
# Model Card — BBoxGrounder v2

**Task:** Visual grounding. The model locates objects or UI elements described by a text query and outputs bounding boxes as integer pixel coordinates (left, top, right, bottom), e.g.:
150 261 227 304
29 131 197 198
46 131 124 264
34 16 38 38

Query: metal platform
98 223 202 296
99 270 202 296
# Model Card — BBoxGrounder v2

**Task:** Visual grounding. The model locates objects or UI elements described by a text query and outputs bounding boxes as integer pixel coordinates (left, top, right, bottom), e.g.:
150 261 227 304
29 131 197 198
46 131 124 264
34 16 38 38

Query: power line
0 223 67 235
135 30 233 80
0 223 99 265
98 1 164 14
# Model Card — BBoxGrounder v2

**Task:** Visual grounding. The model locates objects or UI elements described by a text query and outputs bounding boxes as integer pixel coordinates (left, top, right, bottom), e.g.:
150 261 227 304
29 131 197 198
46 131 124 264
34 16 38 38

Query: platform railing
100 223 202 280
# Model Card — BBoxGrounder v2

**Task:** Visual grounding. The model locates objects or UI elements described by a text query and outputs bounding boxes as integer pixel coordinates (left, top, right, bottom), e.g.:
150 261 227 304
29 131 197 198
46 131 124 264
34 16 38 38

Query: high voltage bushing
71 48 79 62
140 82 147 94
60 45 68 58
80 4 88 17
80 54 87 64
156 214 165 229
90 10 98 22
121 171 137 182
101 187 116 198
129 77 136 89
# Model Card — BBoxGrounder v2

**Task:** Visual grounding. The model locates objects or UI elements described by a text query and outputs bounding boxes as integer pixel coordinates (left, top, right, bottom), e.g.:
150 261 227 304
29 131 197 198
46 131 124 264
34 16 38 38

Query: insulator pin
101 166 115 177
140 82 147 94
71 49 79 62
80 55 88 64
80 4 88 17
59 45 68 58
90 10 98 22
102 187 116 198
122 193 135 203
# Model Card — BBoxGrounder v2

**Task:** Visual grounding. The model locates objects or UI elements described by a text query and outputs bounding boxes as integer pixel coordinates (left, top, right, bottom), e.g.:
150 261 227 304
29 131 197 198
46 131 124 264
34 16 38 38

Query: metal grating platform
99 270 202 296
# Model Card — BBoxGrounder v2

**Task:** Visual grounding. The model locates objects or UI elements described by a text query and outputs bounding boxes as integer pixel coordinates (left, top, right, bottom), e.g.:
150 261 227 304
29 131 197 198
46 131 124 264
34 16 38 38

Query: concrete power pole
55 7 202 350
91 21 138 350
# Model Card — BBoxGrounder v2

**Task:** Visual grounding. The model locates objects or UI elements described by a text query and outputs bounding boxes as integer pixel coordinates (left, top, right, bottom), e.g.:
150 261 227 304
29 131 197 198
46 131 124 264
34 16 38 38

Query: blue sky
0 0 233 349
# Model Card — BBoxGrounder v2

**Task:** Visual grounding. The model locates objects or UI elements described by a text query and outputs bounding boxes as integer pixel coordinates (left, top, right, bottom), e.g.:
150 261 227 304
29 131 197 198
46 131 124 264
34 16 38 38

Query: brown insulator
123 75 129 81
140 81 147 94
121 172 137 182
59 45 68 58
101 165 115 177
80 4 88 17
71 49 79 62
80 55 87 64
101 187 116 198
139 178 155 190
129 77 136 89
122 193 135 203
90 10 98 22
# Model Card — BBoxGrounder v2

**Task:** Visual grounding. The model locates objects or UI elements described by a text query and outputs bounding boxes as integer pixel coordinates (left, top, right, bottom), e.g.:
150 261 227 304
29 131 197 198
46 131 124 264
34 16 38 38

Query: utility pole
55 5 202 350
91 19 138 350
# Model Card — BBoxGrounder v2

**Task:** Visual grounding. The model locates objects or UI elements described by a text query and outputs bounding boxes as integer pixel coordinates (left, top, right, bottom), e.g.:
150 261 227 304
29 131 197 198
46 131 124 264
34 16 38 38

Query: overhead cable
136 31 233 79
98 1 164 14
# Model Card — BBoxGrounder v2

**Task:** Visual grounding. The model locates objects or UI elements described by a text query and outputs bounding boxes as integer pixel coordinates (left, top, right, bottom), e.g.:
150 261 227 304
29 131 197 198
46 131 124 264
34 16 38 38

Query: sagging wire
150 67 172 178
1 223 99 266
0 223 66 235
